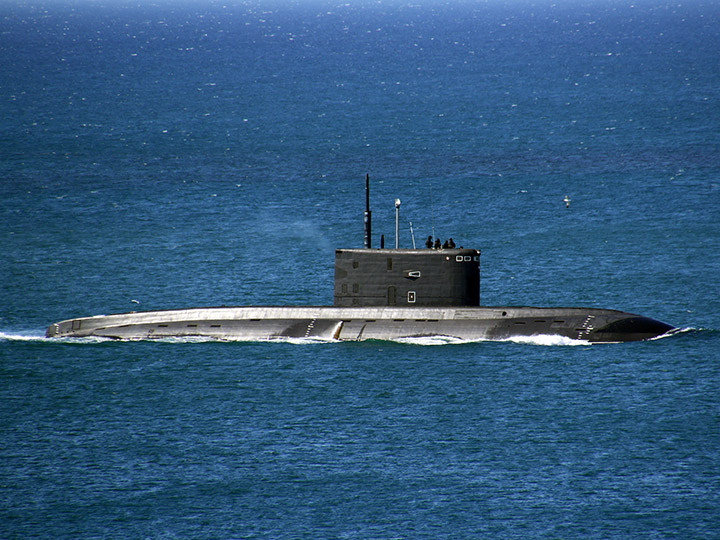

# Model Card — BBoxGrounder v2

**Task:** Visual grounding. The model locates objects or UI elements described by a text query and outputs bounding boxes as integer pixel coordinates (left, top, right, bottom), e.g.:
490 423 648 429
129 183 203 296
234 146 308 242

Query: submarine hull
46 306 675 343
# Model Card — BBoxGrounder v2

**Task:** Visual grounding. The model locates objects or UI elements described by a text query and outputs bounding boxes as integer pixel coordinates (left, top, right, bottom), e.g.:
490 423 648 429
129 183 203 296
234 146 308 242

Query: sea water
1 1 719 538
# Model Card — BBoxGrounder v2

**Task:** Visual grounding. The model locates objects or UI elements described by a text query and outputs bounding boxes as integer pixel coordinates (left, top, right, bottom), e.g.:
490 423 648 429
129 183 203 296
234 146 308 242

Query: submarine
46 175 676 343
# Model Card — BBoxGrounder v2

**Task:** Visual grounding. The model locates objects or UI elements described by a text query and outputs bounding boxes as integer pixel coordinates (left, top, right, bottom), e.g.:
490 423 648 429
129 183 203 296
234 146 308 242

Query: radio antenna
395 198 401 249
429 179 436 241
364 173 372 249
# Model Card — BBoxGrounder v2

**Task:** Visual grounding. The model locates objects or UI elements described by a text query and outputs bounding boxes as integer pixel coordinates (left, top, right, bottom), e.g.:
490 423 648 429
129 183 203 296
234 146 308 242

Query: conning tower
333 176 481 307
334 248 480 307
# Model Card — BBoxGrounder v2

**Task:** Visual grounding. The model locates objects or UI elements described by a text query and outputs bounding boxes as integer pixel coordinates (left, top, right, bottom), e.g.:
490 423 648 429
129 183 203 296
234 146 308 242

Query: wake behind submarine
47 175 676 343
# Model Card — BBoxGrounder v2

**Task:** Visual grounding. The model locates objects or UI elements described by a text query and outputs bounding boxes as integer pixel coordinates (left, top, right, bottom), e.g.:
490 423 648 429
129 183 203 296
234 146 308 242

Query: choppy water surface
1 1 719 538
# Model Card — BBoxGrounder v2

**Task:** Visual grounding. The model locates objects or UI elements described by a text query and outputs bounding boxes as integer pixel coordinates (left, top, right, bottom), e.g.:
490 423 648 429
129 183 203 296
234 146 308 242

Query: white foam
0 331 53 342
116 335 341 344
502 334 592 347
649 326 693 340
393 334 592 346
268 336 340 345
0 331 112 344
2 328 693 346
392 335 469 346
0 331 345 345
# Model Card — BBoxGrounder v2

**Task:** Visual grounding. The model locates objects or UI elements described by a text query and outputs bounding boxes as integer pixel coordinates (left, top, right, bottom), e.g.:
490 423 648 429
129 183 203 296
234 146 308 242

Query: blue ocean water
2 0 719 538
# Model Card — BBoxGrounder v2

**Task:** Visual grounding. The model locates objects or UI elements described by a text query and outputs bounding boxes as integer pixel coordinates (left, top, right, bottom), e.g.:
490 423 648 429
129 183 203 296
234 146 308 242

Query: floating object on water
46 176 675 343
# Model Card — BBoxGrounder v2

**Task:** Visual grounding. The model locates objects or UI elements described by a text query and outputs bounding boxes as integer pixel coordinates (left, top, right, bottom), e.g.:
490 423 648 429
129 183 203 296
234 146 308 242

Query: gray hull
46 305 675 343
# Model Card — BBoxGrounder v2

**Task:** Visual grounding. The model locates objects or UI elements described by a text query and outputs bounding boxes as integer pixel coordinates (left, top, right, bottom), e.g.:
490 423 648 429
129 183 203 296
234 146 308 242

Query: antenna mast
364 174 372 249
395 198 401 249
